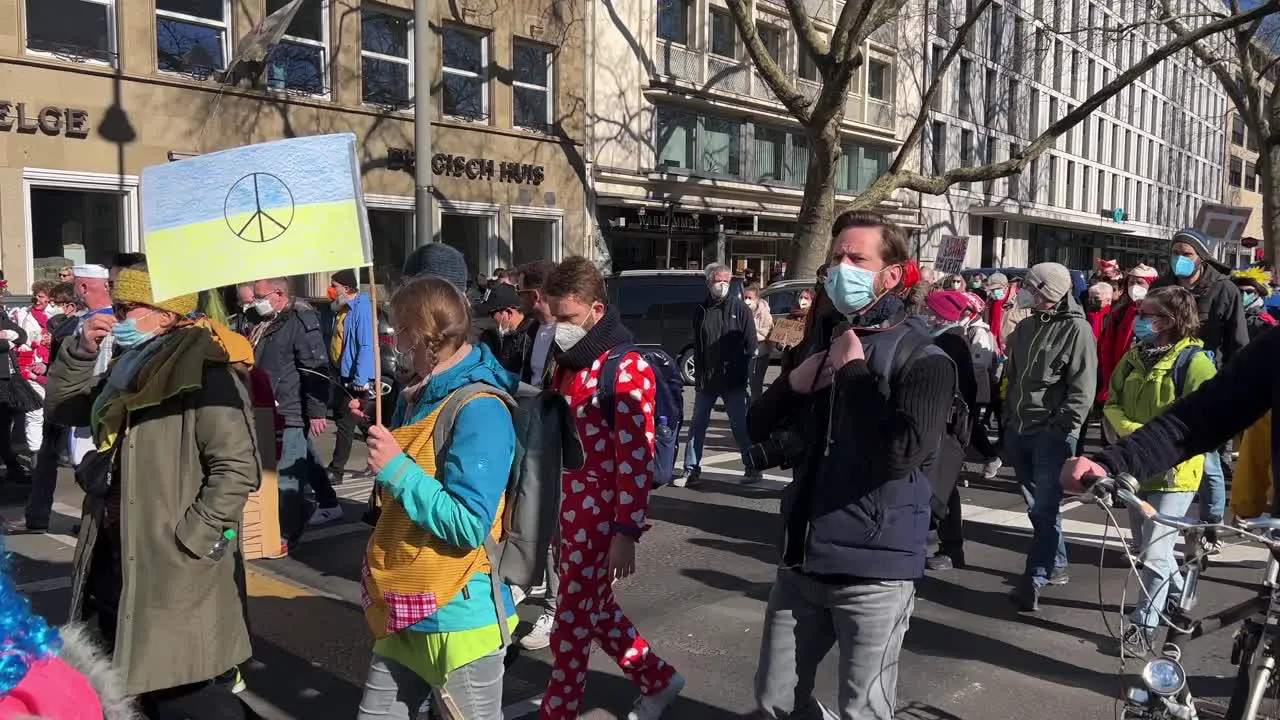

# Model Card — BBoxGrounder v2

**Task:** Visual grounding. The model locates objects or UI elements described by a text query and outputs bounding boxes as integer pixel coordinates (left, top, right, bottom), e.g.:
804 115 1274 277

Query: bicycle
1080 473 1280 720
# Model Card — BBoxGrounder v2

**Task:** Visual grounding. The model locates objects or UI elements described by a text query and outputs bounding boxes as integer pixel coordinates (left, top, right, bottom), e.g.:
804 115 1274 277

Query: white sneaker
519 612 555 650
309 506 343 526
982 458 1003 479
626 672 685 720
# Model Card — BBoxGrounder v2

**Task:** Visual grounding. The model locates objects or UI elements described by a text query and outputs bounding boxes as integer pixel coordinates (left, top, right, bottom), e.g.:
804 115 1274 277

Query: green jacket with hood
1103 335 1215 492
1003 293 1098 438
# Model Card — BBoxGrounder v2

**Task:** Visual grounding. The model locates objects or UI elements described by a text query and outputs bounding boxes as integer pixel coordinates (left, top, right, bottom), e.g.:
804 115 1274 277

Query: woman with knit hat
45 266 259 718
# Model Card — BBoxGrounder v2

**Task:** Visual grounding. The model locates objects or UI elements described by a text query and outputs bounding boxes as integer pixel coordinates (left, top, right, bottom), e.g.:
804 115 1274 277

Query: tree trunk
788 125 840 279
1264 147 1280 275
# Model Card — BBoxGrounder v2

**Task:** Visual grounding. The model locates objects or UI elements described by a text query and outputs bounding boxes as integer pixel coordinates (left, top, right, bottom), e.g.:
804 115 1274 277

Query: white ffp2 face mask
555 322 588 351
710 282 730 300
1128 285 1148 302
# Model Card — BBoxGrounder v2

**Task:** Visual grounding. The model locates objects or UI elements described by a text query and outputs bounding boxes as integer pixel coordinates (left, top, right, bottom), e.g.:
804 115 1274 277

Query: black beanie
332 269 358 289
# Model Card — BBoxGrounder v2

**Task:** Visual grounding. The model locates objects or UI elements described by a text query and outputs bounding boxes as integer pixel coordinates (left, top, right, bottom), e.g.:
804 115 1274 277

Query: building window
1047 155 1057 205
156 0 228 76
753 127 787 182
440 212 495 278
856 146 889 192
958 58 972 120
365 208 412 288
1231 114 1245 146
791 135 810 187
868 59 891 101
25 0 116 64
798 35 823 81
31 186 130 270
656 107 696 169
931 121 947 175
929 46 945 110
511 217 560 267
988 3 1003 56
266 0 328 95
657 0 690 45
361 7 412 108
984 69 998 124
709 9 736 58
441 26 488 120
1246 161 1258 191
960 129 974 190
700 117 742 176
1007 78 1018 135
1065 160 1075 210
757 23 783 64
512 41 554 132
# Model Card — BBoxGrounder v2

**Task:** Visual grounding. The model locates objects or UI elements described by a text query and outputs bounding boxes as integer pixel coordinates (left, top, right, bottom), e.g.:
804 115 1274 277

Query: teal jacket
376 343 517 632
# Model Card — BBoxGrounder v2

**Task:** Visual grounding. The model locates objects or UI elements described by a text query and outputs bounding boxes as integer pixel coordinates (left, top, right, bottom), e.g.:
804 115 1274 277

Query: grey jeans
356 649 505 720
755 568 916 720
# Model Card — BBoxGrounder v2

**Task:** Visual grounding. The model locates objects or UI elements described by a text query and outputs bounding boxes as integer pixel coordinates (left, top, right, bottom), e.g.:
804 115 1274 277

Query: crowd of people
0 212 1277 719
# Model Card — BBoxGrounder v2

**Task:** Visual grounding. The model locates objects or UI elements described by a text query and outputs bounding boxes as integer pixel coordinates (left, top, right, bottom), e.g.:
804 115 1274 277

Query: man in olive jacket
45 270 259 707
1002 262 1097 612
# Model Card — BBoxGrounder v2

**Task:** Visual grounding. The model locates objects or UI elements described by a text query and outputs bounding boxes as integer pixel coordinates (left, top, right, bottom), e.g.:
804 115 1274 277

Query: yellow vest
330 305 348 367
362 391 506 639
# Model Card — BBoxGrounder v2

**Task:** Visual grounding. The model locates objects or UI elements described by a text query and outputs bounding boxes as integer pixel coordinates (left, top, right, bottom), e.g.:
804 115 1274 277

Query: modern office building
586 0 913 275
0 0 586 294
916 0 1229 272
1221 78 1270 267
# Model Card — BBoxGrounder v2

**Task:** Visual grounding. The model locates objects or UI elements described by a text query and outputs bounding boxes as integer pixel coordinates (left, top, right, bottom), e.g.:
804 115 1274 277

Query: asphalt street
1 371 1268 719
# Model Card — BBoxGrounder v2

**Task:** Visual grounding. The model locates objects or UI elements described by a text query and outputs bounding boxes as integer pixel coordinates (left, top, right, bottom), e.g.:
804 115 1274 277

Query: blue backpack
598 345 683 487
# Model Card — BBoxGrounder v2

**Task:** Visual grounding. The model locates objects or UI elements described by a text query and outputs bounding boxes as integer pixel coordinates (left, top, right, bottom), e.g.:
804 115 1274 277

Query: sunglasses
112 303 145 321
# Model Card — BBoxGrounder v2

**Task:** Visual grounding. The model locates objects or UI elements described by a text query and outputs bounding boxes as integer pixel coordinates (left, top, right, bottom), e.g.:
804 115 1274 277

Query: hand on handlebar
1060 456 1111 494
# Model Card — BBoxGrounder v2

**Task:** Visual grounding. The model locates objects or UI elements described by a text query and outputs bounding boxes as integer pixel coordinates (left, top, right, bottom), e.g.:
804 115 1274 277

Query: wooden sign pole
367 264 384 424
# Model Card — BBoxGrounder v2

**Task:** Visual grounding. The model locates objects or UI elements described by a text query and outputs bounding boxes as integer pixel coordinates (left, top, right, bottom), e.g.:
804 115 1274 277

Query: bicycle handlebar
1082 473 1280 548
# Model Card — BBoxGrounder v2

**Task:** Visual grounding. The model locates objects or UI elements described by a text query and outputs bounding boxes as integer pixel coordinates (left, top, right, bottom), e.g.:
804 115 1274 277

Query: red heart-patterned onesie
538 348 678 719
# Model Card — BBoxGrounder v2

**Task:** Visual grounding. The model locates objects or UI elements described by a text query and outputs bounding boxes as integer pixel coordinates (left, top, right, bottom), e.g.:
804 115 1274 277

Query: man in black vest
747 210 955 720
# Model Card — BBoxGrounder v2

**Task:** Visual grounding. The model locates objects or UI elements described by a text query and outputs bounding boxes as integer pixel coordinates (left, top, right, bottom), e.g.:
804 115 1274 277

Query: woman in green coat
1103 285 1216 657
45 267 260 718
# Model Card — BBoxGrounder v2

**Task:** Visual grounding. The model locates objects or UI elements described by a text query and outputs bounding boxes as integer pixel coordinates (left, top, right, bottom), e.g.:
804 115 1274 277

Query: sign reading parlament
0 102 90 138
431 154 545 185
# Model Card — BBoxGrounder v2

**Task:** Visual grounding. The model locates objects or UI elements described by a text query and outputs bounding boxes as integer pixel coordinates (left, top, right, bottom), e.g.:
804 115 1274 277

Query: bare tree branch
855 0 1280 206
723 0 813 123
782 0 831 75
830 0 874 63
887 0 995 175
1159 0 1265 142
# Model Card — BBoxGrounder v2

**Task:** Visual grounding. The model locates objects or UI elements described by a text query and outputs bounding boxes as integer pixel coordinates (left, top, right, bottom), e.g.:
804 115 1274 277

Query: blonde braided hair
389 275 472 384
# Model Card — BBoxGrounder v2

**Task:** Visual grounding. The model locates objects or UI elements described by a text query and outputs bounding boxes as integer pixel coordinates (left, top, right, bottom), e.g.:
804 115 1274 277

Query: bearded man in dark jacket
1149 228 1249 543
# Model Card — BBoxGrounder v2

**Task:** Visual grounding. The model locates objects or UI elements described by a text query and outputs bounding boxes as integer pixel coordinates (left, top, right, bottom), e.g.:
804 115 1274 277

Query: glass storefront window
512 217 558 266
655 107 695 170
857 147 889 192
440 213 491 281
700 117 741 176
752 127 786 183
361 209 411 288
30 188 125 277
790 135 810 187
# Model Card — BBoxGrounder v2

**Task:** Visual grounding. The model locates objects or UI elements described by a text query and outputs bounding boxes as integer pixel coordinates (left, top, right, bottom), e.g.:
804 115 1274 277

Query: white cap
71 264 109 279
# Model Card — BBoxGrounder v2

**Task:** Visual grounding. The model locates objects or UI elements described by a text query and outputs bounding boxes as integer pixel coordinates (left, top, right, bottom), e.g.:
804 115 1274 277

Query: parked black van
607 270 744 385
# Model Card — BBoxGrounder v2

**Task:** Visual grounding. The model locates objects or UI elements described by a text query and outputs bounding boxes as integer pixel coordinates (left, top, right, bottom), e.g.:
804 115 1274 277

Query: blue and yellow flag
140 133 372 302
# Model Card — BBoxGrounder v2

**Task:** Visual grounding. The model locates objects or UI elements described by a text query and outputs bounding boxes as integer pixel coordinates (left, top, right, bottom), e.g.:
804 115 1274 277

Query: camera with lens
745 429 806 472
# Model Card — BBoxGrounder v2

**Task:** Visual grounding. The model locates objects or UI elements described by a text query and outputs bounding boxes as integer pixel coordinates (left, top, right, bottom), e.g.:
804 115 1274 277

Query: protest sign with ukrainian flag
140 133 372 302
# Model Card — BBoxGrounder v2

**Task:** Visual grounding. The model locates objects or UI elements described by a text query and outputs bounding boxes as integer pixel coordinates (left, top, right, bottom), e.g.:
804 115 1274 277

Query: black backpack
865 316 971 519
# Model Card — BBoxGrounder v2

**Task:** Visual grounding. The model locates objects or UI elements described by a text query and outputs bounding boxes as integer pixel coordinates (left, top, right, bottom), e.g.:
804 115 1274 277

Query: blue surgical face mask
1243 291 1258 307
1132 317 1157 342
1172 255 1197 278
111 317 156 349
991 288 1006 301
825 263 880 316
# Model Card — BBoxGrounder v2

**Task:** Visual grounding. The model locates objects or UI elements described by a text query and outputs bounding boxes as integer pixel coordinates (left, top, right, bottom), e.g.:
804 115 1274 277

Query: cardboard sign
1192 203 1253 258
769 317 806 348
935 236 970 275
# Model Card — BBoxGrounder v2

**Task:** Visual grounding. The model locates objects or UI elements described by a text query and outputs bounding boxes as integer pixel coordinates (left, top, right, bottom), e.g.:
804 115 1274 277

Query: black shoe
13 520 47 534
326 468 346 486
1010 580 1040 612
1048 567 1069 585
